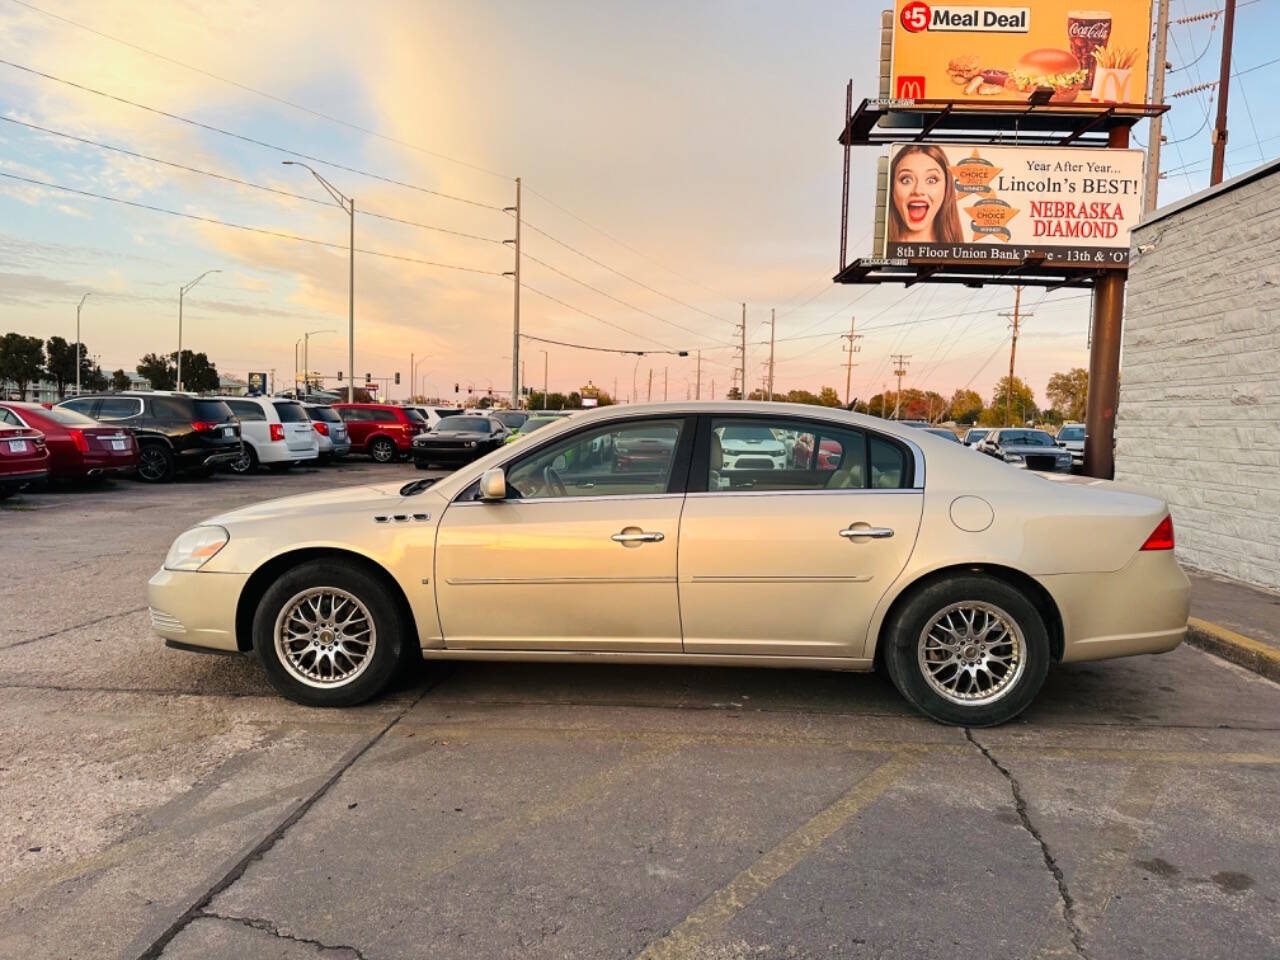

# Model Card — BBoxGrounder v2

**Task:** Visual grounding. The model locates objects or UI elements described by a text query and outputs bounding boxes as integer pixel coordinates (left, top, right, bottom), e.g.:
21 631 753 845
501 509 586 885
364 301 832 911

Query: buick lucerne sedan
150 402 1189 726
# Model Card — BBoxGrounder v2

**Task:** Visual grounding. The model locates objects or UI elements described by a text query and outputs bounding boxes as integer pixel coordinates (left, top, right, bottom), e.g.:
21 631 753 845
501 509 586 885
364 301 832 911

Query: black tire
414 459 431 470
369 437 397 463
881 575 1050 727
136 443 176 483
228 445 259 475
0 485 16 501
252 560 408 707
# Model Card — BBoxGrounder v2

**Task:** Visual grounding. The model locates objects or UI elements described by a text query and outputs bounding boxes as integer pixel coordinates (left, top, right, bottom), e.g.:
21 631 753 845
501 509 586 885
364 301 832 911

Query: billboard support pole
1209 0 1237 186
840 79 852 271
1084 126 1131 480
1145 0 1171 212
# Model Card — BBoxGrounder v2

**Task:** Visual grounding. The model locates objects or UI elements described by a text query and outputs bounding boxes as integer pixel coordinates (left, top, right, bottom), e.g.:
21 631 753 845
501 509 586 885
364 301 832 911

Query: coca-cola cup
1067 10 1112 92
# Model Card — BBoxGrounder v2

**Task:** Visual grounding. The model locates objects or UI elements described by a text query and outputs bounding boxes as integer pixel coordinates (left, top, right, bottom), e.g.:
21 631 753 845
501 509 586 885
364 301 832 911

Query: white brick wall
1117 166 1280 589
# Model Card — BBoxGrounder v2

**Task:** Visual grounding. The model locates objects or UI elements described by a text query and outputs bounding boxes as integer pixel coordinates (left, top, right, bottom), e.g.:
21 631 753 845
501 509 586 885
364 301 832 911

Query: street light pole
283 162 355 402
177 270 220 391
541 349 548 408
300 328 336 398
75 292 91 396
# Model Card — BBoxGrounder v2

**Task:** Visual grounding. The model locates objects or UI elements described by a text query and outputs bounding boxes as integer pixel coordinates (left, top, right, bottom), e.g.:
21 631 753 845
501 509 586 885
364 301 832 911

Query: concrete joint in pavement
196 911 372 959
966 729 1090 960
1187 617 1280 684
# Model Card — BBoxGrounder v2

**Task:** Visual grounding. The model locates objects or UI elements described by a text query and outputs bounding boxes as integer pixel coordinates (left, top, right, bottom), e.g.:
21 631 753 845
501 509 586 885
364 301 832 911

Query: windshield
525 417 558 431
1000 430 1055 446
926 428 960 442
40 405 99 427
307 406 342 422
1058 426 1085 441
965 429 988 440
192 399 234 422
434 408 462 418
493 411 528 429
720 425 778 443
436 416 491 433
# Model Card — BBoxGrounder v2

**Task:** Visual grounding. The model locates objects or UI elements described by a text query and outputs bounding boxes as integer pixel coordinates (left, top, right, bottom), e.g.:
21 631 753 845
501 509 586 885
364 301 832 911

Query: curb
1187 617 1280 684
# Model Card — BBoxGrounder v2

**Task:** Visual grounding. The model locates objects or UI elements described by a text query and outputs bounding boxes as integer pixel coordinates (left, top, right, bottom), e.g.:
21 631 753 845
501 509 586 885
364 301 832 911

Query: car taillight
1140 515 1175 551
313 422 330 436
191 420 216 433
69 429 89 454
270 423 285 442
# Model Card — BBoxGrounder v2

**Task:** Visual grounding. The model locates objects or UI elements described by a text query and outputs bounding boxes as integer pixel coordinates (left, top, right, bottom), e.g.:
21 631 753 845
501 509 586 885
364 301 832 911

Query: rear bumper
0 468 48 487
147 567 248 652
177 446 243 470
1039 551 1190 663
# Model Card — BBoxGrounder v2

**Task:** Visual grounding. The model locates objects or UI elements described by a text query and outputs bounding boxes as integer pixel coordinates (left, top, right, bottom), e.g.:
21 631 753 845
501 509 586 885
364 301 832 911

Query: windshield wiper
399 477 437 496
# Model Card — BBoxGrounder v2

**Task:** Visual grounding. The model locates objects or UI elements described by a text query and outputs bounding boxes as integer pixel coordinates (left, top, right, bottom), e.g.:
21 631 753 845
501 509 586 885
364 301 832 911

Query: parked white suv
220 397 320 474
406 405 464 430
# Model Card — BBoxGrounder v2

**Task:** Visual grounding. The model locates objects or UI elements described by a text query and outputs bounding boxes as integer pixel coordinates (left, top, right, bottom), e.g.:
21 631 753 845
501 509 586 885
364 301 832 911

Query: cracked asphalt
2 462 1278 960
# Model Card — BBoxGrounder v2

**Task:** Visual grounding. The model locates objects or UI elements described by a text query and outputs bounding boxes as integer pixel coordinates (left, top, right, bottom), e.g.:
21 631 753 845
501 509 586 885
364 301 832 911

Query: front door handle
840 523 894 540
611 530 665 544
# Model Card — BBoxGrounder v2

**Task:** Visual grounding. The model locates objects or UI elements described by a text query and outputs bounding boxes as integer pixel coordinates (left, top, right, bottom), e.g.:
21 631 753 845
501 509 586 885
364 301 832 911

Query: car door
337 407 372 449
225 399 268 452
678 414 924 659
434 415 694 652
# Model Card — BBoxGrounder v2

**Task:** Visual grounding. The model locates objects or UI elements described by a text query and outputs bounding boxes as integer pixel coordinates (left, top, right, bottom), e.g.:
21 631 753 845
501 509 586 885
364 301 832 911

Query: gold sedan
149 402 1189 726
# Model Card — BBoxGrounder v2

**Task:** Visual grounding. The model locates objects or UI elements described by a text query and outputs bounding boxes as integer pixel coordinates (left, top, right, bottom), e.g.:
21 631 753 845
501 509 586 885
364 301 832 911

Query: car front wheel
252 560 408 707
882 574 1050 727
369 437 397 463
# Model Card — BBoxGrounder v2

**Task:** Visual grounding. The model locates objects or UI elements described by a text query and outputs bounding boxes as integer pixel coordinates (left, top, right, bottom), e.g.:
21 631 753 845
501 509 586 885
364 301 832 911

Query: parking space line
0 606 148 651
633 754 914 960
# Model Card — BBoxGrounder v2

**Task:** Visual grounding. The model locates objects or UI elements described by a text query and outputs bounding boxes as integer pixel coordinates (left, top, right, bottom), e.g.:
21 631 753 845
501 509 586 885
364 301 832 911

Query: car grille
149 608 185 634
1024 455 1058 472
734 456 776 469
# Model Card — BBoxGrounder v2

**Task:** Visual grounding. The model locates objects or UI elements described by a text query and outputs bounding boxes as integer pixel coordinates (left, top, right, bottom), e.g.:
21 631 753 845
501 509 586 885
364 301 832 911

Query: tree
1046 368 1088 422
137 353 175 390
110 368 131 392
989 376 1038 426
176 350 220 393
817 386 842 408
949 389 984 424
0 333 46 400
725 386 742 400
45 336 75 398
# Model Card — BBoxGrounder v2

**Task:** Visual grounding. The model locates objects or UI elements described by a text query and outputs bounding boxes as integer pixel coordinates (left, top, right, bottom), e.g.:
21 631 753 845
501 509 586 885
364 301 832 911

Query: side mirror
479 467 506 501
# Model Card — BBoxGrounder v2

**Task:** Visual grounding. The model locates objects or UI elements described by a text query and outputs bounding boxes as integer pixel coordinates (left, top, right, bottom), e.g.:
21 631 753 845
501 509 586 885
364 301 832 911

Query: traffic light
337 371 343 382
365 373 372 384
487 387 492 396
394 372 400 385
454 382 460 393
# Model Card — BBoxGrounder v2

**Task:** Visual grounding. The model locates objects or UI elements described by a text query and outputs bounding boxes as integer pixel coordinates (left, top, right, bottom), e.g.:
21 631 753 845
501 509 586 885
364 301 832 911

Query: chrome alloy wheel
273 587 377 688
917 601 1027 706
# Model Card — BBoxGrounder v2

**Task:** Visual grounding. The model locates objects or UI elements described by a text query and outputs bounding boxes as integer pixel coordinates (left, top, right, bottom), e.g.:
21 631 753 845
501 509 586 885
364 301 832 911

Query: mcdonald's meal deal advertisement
883 143 1144 266
890 1 1151 104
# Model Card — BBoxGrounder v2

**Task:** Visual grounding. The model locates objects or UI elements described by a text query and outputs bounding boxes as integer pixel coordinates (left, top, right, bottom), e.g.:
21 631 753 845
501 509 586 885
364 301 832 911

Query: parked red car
0 402 138 481
332 403 427 462
792 435 843 471
0 419 49 499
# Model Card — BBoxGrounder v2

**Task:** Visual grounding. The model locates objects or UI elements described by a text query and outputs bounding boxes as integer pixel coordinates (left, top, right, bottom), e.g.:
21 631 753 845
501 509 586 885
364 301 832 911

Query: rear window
437 416 491 433
308 406 342 423
273 402 309 423
192 399 233 422
41 406 99 427
1058 426 1085 441
435 408 462 419
225 399 266 421
404 408 427 423
493 411 527 429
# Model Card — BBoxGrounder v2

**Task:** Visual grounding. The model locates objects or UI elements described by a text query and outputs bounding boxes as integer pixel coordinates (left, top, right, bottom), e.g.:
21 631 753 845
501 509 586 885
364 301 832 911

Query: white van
220 396 320 474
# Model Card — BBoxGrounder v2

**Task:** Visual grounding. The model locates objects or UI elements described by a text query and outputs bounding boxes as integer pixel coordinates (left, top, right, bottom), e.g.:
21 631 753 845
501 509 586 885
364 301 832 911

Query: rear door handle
612 530 665 544
840 524 894 540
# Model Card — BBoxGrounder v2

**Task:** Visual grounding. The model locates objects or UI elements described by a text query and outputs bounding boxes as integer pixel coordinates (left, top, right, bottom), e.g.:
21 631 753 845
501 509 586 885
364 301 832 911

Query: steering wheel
543 465 569 498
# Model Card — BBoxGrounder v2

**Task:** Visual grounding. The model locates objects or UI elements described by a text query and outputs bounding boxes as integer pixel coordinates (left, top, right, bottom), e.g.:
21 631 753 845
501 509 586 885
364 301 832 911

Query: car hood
722 440 784 453
205 481 412 525
416 431 492 443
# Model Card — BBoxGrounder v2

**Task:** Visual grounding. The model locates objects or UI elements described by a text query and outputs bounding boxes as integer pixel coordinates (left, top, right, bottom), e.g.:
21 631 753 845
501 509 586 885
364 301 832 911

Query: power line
519 282 675 350
0 115 507 244
4 0 513 182
0 58 505 211
519 333 689 356
0 171 507 276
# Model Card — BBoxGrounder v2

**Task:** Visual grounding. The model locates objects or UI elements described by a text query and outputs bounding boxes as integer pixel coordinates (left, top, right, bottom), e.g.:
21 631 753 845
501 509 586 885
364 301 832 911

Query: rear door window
708 417 868 492
193 399 234 423
61 398 99 417
273 402 308 423
226 400 266 421
97 397 143 420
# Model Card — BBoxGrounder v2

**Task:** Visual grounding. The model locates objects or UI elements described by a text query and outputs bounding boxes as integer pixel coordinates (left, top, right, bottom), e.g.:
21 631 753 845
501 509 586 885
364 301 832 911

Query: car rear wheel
228 446 258 475
136 443 176 483
252 560 407 707
369 437 397 463
882 575 1050 727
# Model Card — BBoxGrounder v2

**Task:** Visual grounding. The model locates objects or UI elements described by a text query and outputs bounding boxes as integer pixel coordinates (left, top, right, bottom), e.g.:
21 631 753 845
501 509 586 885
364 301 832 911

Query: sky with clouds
1 0 1276 407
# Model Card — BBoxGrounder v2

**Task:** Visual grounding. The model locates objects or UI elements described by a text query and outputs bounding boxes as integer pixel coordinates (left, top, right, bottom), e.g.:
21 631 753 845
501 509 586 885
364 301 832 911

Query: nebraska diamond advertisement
882 142 1145 267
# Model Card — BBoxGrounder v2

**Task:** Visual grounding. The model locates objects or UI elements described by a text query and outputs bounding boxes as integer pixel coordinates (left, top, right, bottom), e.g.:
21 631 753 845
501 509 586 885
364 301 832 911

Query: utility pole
1210 0 1237 186
613 376 618 405
737 303 747 399
504 178 522 407
74 292 90 396
998 286 1032 426
541 348 548 408
410 351 414 400
695 350 701 400
767 308 776 401
890 354 911 419
647 368 653 402
841 315 861 406
710 379 715 400
1146 0 1171 212
664 366 668 401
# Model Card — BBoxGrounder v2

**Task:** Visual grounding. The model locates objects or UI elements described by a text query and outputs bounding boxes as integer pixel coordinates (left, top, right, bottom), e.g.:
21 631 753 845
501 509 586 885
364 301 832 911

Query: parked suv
303 403 351 462
332 403 426 462
58 392 242 482
219 396 320 474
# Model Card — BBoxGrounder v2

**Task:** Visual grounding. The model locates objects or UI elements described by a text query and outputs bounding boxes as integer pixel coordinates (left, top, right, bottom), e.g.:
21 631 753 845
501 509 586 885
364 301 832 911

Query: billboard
246 371 267 395
881 142 1144 266
889 1 1152 105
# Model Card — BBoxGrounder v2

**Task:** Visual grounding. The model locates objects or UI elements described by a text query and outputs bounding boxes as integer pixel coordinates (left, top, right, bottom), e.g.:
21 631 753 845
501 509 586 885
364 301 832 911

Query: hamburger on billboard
882 142 1145 266
890 1 1151 104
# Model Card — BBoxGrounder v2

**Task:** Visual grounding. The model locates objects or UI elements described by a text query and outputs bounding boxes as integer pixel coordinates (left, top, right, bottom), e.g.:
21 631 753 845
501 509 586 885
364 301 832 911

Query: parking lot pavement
2 465 1279 960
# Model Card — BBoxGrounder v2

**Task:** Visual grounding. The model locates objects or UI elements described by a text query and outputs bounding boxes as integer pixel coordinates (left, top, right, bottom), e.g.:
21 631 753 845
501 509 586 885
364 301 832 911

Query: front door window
505 419 685 499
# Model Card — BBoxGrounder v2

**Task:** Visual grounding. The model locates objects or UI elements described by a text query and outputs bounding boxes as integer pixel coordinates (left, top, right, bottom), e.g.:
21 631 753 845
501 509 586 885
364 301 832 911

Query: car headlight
164 525 229 571
1004 453 1024 463
468 440 477 447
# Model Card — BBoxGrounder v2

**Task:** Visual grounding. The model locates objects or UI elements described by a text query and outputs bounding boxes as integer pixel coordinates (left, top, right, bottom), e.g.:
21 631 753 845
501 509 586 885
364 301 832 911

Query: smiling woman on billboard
888 145 963 245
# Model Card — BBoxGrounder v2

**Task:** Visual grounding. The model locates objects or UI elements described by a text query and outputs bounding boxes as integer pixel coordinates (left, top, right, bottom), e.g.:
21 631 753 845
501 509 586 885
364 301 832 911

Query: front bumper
147 567 249 653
